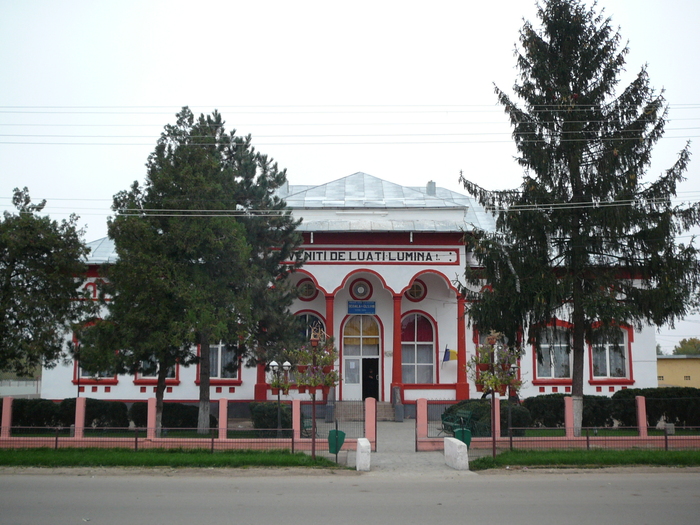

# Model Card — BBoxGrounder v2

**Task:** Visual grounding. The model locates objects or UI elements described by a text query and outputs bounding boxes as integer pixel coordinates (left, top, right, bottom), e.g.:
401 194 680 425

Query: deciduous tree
0 188 89 375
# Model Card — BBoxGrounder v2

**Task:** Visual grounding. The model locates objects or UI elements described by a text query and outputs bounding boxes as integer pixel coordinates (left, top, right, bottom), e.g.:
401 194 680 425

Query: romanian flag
442 345 458 364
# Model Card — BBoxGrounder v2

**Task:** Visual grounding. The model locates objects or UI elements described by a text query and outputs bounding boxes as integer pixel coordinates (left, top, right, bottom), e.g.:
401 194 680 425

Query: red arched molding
292 269 329 295
332 268 395 295
399 269 461 296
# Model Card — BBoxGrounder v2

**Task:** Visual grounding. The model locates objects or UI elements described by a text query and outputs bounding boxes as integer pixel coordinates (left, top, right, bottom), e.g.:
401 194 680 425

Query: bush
128 402 148 427
57 398 129 428
444 399 532 437
522 394 614 428
523 394 565 427
612 387 700 427
11 399 60 427
127 402 217 429
582 395 613 427
500 401 532 437
249 402 292 430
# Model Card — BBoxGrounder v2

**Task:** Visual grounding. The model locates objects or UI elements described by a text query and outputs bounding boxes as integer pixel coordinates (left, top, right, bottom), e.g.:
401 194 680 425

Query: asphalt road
1 467 699 525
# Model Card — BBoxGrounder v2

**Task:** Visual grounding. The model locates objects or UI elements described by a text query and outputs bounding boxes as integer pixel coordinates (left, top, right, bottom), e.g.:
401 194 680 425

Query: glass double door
342 315 380 400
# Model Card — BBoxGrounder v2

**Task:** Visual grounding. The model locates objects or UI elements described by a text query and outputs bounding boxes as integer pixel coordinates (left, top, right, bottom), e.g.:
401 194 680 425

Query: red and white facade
41 172 659 404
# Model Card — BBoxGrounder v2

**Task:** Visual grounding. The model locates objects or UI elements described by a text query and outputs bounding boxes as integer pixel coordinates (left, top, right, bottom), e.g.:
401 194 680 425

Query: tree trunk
569 145 585 437
197 332 211 434
155 362 168 438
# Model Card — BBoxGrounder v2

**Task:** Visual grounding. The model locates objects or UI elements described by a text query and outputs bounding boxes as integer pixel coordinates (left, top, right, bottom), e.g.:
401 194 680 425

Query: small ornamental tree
274 329 339 459
467 331 524 397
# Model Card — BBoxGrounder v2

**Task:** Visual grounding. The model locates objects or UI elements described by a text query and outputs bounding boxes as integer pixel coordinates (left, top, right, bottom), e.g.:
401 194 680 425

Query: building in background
40 172 659 407
657 355 700 388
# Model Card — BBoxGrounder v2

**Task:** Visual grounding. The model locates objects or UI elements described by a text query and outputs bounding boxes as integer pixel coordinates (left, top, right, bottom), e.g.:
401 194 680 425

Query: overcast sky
2 0 699 351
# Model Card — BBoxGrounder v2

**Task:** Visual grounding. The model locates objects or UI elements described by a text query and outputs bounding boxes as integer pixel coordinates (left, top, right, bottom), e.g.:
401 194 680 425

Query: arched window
401 313 434 384
297 313 325 340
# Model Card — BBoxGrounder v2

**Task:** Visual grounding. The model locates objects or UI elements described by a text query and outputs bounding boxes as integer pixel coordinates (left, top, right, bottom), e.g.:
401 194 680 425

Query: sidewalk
339 420 480 475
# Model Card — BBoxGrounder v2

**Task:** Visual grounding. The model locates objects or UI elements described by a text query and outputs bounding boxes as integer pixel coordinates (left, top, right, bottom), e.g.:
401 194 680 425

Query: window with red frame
536 327 572 379
401 313 434 383
209 342 239 380
592 330 627 378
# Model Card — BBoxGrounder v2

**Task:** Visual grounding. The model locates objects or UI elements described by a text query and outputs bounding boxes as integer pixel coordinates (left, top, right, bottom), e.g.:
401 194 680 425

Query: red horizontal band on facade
71 378 119 386
302 232 464 246
132 379 181 386
588 379 635 386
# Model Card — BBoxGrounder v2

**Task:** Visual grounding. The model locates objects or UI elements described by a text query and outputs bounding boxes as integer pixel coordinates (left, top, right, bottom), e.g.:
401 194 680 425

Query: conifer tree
460 0 700 431
79 108 303 432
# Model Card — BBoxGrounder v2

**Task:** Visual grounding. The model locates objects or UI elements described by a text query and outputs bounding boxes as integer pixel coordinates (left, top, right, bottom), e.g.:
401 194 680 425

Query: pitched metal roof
85 172 496 261
279 172 496 232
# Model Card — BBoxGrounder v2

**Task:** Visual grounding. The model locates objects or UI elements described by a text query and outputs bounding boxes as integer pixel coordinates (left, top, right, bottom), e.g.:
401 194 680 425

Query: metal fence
0 400 366 453
300 400 365 439
503 426 700 451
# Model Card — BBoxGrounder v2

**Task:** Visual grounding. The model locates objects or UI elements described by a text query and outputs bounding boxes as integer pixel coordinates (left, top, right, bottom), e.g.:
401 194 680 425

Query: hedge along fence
611 387 700 427
9 398 130 428
522 394 614 428
128 402 217 429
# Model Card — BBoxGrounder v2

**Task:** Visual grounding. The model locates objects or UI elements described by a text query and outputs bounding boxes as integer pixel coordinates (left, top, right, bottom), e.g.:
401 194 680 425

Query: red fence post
218 398 228 440
636 395 648 438
1 397 13 438
74 397 86 439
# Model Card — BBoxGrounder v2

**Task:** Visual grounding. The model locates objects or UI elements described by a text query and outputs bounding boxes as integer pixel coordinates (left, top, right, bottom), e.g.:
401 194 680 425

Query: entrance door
342 315 381 400
362 358 379 400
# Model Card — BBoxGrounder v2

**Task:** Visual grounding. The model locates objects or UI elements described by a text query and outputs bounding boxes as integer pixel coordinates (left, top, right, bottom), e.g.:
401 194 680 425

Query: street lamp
269 360 291 437
309 334 320 460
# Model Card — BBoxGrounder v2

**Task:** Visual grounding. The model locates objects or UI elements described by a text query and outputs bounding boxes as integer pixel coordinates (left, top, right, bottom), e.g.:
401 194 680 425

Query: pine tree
460 0 700 432
79 108 303 433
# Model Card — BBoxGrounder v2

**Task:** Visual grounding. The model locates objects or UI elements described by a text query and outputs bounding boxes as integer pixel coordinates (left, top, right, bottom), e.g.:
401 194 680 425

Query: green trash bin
454 427 472 448
328 429 346 455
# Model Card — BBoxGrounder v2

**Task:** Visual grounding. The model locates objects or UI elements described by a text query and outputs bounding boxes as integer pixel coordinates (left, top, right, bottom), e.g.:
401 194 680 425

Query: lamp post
269 360 291 437
309 334 319 460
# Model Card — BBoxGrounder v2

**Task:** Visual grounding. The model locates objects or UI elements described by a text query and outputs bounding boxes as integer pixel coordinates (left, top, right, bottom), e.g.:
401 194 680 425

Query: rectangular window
685 376 691 381
345 359 360 383
139 356 175 379
537 328 571 379
592 330 626 378
658 376 664 381
210 343 238 379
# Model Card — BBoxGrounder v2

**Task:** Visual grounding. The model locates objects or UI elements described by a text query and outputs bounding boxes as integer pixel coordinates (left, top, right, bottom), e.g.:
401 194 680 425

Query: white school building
41 172 659 407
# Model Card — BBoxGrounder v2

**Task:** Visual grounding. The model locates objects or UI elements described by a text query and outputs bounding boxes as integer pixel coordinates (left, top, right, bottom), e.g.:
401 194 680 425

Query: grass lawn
470 448 700 471
0 448 339 469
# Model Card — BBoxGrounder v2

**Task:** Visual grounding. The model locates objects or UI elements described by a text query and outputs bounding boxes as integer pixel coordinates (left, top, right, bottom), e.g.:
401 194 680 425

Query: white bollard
356 438 371 471
444 437 470 470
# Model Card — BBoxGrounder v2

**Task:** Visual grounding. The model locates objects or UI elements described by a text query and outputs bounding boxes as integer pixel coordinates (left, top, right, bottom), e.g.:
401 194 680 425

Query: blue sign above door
348 301 376 314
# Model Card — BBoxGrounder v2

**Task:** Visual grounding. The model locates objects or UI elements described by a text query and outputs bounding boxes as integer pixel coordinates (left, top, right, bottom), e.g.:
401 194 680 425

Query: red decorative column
325 294 335 337
254 362 268 401
455 297 470 400
391 294 403 392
